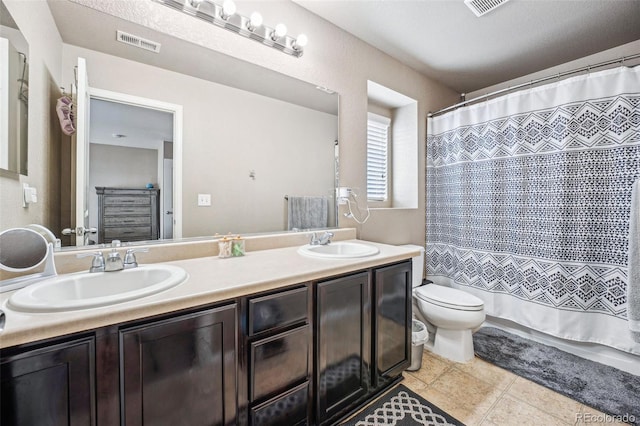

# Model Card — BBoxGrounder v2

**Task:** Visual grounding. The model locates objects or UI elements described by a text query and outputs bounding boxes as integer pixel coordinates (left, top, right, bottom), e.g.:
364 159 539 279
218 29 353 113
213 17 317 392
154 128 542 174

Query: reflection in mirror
0 0 28 177
42 0 339 248
0 228 47 271
0 227 57 293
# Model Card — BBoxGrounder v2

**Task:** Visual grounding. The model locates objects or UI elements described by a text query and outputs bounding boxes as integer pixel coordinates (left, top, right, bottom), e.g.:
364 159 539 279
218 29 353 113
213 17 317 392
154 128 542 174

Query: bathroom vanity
0 241 416 426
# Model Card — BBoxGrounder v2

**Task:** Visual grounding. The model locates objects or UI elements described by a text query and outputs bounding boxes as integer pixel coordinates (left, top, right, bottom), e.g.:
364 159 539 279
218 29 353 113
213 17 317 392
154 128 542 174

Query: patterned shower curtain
426 66 640 355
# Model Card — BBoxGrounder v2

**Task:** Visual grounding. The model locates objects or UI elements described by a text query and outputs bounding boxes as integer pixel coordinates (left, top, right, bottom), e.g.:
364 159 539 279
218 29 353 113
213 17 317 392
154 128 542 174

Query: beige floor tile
402 371 430 393
421 348 456 366
417 385 489 426
484 394 572 426
454 356 517 391
507 377 582 424
430 368 503 413
405 349 453 385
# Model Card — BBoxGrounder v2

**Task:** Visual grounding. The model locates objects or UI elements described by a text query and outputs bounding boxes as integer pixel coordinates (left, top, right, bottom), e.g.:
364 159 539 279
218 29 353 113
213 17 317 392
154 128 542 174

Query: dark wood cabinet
314 261 412 425
245 286 312 426
96 187 160 244
0 336 96 426
315 272 371 425
373 262 412 387
120 304 237 426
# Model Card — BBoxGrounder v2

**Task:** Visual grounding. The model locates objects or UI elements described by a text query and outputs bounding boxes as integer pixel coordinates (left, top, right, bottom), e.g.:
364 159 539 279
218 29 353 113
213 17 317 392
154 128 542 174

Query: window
367 113 390 202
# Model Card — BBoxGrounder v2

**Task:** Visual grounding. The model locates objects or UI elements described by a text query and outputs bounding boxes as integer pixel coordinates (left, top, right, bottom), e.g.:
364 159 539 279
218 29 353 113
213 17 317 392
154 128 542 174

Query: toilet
403 245 485 363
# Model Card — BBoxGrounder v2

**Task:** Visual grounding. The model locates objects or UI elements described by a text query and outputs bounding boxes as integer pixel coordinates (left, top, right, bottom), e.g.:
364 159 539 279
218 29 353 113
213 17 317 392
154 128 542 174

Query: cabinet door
315 272 371 425
1 336 96 426
250 325 310 402
374 262 412 386
120 304 237 426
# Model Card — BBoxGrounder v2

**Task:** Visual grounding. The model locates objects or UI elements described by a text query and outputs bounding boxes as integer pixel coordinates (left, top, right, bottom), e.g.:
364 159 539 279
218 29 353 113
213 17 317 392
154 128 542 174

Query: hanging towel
56 95 76 136
628 180 640 342
287 196 328 230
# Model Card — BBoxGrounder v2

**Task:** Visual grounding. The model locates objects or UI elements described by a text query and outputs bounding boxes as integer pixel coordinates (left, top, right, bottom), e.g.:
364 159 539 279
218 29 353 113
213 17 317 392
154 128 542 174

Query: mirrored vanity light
153 0 307 57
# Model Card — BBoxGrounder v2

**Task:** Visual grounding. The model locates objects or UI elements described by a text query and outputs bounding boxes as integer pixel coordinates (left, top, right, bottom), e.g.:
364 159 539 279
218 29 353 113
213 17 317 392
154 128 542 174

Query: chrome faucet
310 231 334 245
105 249 124 272
124 248 149 269
77 251 105 273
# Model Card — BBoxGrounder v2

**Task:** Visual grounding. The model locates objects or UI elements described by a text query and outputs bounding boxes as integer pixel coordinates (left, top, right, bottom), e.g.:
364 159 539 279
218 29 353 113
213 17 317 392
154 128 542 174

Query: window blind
367 114 390 201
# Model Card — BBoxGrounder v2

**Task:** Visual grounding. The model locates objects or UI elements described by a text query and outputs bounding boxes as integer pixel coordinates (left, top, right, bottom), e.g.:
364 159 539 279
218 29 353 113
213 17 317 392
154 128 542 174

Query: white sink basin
298 242 379 259
8 264 188 312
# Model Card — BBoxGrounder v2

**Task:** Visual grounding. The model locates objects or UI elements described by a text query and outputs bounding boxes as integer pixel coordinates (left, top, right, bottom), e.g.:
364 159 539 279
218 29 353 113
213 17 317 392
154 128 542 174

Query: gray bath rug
473 327 639 425
341 384 464 426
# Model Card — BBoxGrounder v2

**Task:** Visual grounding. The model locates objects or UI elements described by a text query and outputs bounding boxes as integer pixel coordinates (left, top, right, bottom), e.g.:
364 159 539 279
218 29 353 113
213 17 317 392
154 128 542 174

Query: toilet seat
414 284 484 311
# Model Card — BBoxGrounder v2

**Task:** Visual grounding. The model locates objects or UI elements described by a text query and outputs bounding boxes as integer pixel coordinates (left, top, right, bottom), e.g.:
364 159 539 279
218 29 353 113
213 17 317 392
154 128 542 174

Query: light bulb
274 23 287 38
295 34 308 48
249 12 263 30
221 0 236 19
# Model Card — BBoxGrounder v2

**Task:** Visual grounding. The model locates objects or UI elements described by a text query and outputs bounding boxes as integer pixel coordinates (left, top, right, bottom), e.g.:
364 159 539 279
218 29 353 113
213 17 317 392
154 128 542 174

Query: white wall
391 103 418 209
63 44 337 236
88 143 158 233
0 0 63 235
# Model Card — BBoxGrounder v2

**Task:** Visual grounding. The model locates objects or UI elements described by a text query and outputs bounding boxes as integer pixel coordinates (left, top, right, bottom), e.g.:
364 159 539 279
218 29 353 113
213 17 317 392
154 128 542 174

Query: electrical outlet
197 193 211 206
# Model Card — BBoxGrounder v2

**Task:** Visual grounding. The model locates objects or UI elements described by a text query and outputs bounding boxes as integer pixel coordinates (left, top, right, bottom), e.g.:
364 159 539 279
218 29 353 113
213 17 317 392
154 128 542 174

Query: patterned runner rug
473 327 640 425
342 384 464 426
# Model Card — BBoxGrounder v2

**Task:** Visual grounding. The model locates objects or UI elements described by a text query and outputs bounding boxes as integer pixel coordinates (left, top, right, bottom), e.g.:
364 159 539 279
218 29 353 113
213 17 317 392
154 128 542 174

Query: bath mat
341 384 464 426
473 327 640 425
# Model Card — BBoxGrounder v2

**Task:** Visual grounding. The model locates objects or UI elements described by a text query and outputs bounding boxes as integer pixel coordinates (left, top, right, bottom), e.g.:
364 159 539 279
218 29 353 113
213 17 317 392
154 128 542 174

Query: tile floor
400 349 631 425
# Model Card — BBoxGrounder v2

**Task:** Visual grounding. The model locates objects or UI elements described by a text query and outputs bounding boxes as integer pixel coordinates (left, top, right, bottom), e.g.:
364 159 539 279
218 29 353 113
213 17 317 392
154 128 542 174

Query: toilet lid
415 284 484 311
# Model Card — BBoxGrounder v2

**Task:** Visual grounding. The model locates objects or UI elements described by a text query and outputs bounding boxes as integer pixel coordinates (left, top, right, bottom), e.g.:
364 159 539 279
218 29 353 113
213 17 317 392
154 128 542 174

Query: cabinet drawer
104 206 151 216
250 325 310 402
104 196 150 206
250 381 309 426
105 227 151 239
248 286 308 336
104 216 151 226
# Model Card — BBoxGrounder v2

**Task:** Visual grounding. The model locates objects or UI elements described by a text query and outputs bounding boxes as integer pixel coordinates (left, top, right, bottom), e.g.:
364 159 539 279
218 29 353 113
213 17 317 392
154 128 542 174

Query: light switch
198 193 211 206
23 183 38 207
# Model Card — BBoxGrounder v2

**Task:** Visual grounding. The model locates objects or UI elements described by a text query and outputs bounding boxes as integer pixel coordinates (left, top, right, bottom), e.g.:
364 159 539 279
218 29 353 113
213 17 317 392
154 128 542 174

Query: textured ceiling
294 0 640 93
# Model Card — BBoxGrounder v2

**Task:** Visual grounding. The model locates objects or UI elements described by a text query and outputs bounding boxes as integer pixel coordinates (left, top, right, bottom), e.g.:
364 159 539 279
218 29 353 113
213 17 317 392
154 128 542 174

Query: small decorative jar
218 238 232 258
231 236 245 257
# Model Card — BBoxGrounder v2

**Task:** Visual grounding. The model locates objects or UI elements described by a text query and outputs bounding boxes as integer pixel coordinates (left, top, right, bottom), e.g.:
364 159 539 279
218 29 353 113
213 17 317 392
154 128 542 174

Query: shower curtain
426 66 640 355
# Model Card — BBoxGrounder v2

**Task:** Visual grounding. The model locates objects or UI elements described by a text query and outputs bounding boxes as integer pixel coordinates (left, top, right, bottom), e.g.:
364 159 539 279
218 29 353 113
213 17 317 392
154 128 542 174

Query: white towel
628 179 640 342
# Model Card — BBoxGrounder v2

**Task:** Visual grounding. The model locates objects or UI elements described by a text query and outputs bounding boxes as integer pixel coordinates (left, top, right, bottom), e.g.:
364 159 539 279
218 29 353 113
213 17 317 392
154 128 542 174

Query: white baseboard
482 316 640 376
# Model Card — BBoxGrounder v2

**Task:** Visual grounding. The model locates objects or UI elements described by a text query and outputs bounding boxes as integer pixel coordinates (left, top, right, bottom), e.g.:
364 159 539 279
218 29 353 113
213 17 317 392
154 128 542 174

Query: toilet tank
401 244 425 288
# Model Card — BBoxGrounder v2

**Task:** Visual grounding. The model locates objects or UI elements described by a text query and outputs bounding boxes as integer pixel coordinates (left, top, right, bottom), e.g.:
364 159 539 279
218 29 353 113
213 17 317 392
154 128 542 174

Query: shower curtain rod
428 52 640 118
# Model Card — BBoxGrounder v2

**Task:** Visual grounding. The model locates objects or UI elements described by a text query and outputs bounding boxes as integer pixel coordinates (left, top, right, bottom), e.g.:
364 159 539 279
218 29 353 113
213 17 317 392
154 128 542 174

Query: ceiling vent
464 0 510 17
116 30 161 53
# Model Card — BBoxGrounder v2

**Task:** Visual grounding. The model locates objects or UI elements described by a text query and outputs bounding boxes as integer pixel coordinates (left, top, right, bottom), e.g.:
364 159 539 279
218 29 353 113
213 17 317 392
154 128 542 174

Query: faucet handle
124 248 149 269
309 232 319 245
76 251 105 273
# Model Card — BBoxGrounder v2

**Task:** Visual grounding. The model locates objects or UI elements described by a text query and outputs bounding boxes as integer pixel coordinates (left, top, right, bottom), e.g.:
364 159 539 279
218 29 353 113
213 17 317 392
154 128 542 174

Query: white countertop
0 240 419 348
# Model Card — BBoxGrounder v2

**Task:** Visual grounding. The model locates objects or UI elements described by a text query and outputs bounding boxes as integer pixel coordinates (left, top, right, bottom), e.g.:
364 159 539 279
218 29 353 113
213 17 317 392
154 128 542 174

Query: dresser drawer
248 287 308 336
250 381 309 426
104 196 150 206
250 325 310 402
105 227 152 239
104 216 151 226
104 206 151 216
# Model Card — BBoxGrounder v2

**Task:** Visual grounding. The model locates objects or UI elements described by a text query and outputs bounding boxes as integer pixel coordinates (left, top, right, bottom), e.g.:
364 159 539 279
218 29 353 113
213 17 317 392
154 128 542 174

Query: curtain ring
621 56 626 67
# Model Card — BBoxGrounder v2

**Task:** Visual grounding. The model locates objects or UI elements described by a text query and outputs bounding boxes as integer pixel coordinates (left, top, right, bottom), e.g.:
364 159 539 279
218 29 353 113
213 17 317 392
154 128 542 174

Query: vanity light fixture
153 0 308 58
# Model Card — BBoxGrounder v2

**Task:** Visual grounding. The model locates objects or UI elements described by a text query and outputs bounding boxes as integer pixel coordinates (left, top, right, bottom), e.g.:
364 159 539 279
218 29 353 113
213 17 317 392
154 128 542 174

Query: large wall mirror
6 0 339 248
0 0 28 177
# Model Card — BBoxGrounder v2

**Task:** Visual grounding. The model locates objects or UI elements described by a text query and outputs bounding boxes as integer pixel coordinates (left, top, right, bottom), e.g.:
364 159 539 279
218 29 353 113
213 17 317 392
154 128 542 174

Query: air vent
116 30 161 53
464 0 510 17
